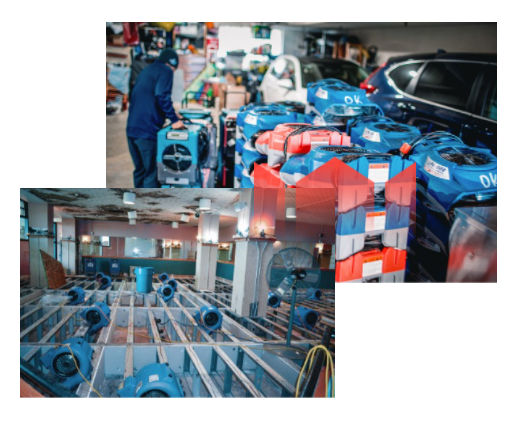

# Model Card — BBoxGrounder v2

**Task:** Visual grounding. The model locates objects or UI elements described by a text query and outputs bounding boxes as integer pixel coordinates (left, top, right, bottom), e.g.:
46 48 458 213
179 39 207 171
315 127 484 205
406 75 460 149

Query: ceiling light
172 222 179 228
128 211 137 220
180 214 190 223
123 192 136 205
286 207 296 219
199 198 211 211
129 219 136 225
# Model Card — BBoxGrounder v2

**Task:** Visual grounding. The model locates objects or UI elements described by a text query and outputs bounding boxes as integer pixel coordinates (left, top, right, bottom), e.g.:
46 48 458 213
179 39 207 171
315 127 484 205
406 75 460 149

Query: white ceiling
23 188 240 227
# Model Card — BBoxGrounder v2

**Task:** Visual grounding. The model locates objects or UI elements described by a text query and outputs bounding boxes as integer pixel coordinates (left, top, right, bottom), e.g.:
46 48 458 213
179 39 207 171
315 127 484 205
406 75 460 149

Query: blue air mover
241 147 267 187
335 201 410 260
268 291 281 309
306 288 323 301
166 277 178 291
280 145 413 189
80 302 111 335
158 272 169 282
193 305 223 335
240 106 298 145
95 272 105 281
293 306 320 331
40 338 93 390
157 283 175 302
350 116 421 153
305 79 383 132
135 266 154 293
401 132 497 280
65 287 85 306
98 275 112 290
110 259 121 276
157 122 209 187
118 363 184 398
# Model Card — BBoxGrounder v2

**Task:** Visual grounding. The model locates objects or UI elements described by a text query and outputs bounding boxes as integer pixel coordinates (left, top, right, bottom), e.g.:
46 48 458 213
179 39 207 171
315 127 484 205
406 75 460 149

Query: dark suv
362 53 497 155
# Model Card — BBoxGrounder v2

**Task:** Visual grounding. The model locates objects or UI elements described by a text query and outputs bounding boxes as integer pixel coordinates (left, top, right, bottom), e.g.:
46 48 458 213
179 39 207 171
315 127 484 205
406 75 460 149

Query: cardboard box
219 84 249 109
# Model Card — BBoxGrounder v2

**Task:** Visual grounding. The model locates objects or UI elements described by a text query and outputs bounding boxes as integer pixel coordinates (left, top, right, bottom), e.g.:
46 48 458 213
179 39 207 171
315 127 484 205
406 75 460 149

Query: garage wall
351 23 497 64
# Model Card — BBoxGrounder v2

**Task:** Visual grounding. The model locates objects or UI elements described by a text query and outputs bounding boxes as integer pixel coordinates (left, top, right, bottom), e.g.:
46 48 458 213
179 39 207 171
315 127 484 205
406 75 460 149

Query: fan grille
69 290 79 303
53 352 78 378
438 147 491 165
163 287 172 297
86 310 101 325
162 145 192 172
204 312 219 327
305 312 318 326
266 248 321 291
141 390 169 398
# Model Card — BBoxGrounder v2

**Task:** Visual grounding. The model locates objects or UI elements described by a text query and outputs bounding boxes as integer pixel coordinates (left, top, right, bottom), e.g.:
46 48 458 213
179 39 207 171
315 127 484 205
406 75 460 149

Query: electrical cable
294 345 334 398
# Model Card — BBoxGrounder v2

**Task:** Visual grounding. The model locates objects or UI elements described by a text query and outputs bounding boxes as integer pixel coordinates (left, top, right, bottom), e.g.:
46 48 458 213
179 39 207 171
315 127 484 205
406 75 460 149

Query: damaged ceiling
23 188 240 227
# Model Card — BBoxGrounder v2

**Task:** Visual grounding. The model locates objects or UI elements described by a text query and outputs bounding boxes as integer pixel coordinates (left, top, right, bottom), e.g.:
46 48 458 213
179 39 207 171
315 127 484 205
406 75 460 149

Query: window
124 237 158 258
414 61 483 111
101 236 110 247
300 60 369 88
483 75 497 121
388 62 423 92
271 58 287 79
20 200 28 240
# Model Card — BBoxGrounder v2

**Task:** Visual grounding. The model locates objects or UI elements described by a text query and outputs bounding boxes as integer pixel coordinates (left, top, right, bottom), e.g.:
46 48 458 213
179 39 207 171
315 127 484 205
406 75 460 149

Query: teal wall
216 261 234 280
215 261 335 289
84 257 196 276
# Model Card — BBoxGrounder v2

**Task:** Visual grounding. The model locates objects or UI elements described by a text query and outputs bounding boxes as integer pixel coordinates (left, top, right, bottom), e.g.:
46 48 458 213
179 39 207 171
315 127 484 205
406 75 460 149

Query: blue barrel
135 267 154 293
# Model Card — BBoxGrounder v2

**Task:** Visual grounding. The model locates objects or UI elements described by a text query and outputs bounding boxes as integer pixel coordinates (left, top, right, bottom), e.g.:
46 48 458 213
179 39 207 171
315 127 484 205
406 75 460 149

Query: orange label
366 211 386 218
369 163 389 169
364 254 383 263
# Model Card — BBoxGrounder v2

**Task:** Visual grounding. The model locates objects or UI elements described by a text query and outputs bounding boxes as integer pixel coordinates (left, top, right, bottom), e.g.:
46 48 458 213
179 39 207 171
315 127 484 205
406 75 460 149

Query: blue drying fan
193 305 223 335
118 363 184 398
158 272 169 282
80 302 111 335
293 306 320 331
65 287 85 306
40 337 93 390
165 278 178 291
98 275 112 290
267 291 282 309
306 288 323 302
157 283 175 302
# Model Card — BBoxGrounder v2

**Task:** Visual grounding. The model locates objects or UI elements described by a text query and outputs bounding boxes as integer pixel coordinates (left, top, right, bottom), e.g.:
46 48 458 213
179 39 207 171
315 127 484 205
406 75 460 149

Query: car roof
386 52 496 64
296 56 359 64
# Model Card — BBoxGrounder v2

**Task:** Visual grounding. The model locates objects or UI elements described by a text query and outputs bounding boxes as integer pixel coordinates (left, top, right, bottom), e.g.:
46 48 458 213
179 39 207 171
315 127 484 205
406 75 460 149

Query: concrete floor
106 110 133 188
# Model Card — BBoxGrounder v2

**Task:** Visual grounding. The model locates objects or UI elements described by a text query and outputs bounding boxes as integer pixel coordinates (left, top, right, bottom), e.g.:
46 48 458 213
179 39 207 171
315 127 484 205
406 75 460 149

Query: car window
414 61 483 111
300 61 368 87
388 62 423 92
281 59 296 86
271 58 287 79
483 75 497 121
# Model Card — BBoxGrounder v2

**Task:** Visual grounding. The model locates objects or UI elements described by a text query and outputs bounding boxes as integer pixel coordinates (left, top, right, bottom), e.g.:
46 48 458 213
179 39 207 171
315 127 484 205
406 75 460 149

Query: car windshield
300 60 369 88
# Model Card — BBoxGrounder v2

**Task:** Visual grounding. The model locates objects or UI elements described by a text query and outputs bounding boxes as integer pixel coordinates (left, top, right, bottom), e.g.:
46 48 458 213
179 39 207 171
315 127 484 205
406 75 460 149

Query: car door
260 57 287 102
399 60 486 137
460 64 497 154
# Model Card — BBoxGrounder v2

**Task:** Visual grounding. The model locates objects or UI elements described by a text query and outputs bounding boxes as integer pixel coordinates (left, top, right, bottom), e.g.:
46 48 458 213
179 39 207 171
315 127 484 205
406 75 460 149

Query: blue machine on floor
84 258 96 274
109 259 121 276
98 274 112 290
305 79 384 132
401 132 497 281
65 287 85 306
241 147 267 187
40 338 93 390
350 116 421 153
157 118 217 188
293 306 320 331
267 291 281 309
179 108 213 122
157 283 175 302
118 363 184 398
80 302 111 335
135 266 154 293
158 272 169 282
280 145 413 189
306 288 322 301
193 305 223 335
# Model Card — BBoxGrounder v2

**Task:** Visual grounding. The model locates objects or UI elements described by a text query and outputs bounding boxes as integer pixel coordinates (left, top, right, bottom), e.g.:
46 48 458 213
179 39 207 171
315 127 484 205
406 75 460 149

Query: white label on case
149 374 159 383
365 211 386 232
368 163 390 183
362 258 383 277
244 114 257 125
424 156 450 180
316 88 328 99
363 128 381 142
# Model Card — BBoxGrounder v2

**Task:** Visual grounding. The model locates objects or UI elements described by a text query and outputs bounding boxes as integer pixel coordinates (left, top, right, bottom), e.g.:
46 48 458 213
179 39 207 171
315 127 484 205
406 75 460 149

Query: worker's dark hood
156 48 179 68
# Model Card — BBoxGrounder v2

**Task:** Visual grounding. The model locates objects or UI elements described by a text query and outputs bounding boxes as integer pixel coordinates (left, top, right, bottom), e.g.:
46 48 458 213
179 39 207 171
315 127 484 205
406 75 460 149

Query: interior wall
76 220 198 241
20 241 30 276
276 221 335 244
219 224 237 242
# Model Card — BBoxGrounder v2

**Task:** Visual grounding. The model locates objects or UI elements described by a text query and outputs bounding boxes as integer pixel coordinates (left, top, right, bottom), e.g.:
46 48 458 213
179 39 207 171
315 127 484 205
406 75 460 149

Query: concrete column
195 213 220 290
28 204 54 288
61 218 77 275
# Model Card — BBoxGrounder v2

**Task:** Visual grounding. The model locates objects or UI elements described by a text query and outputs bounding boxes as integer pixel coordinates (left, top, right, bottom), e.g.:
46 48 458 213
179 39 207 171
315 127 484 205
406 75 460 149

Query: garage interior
20 188 336 398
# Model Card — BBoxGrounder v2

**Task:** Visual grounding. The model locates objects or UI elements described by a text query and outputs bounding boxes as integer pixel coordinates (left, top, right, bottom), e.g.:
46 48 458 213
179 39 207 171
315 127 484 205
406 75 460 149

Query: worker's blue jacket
126 61 179 141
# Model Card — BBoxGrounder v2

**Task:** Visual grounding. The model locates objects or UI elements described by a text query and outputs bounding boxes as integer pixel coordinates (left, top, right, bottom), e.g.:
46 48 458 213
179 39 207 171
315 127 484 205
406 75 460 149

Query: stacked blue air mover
235 103 298 187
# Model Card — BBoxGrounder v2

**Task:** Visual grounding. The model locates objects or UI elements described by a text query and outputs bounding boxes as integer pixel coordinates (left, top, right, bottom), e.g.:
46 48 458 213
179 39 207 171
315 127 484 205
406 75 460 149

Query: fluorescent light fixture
180 214 190 223
286 207 296 219
128 211 137 220
123 192 136 204
199 198 211 211
129 219 136 225
172 222 179 228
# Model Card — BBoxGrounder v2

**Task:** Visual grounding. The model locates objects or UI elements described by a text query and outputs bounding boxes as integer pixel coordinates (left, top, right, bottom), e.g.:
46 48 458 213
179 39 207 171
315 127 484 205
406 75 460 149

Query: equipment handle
283 126 342 156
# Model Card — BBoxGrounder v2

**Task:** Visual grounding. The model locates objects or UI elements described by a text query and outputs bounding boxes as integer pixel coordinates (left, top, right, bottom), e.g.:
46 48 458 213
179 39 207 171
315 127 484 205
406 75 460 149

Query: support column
61 218 77 275
195 213 220 291
231 187 279 317
28 204 54 288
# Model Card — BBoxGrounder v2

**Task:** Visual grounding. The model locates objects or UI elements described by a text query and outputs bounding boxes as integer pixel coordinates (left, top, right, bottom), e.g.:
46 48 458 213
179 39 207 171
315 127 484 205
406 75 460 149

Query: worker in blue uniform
126 48 184 188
